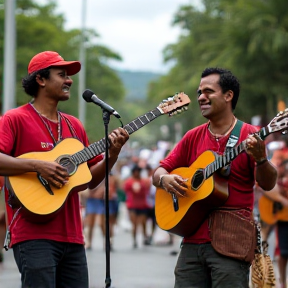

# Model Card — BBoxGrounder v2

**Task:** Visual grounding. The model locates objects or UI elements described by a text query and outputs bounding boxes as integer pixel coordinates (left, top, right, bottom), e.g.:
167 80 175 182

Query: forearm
256 160 278 191
0 153 38 176
152 167 169 187
264 184 282 201
88 154 118 189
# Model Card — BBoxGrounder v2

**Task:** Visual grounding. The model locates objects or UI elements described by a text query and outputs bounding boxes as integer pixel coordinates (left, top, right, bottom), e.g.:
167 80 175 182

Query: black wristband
256 158 268 166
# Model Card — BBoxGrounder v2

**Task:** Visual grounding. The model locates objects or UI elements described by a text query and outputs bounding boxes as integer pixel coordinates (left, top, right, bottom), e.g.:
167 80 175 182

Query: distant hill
116 70 162 100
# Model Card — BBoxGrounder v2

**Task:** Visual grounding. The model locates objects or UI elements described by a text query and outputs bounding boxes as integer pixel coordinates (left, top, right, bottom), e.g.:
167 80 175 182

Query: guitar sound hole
57 155 77 176
191 169 204 190
273 202 283 213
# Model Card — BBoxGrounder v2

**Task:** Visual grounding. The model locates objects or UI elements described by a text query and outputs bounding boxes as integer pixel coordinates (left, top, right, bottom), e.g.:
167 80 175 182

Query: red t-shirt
124 177 150 209
160 122 258 243
0 103 103 247
0 176 4 190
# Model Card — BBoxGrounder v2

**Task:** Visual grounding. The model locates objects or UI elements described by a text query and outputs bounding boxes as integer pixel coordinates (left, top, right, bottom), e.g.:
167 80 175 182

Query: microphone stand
102 109 114 288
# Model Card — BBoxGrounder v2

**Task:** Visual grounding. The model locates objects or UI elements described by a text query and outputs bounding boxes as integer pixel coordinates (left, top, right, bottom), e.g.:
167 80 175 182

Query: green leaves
0 0 125 128
148 0 288 137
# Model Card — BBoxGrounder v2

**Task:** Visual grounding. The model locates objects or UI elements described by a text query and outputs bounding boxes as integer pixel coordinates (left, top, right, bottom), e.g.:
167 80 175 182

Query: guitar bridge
172 194 179 212
37 173 54 195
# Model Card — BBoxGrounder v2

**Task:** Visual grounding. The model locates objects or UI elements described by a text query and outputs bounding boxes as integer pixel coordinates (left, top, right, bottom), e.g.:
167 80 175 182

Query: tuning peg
281 130 288 135
169 111 177 116
277 111 283 116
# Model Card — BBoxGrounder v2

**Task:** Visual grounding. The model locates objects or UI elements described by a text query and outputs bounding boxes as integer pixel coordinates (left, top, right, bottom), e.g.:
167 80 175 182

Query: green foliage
0 0 125 136
148 0 288 136
6 0 288 147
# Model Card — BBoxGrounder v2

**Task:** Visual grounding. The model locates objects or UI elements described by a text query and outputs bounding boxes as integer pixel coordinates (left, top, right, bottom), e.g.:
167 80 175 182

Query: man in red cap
0 51 129 288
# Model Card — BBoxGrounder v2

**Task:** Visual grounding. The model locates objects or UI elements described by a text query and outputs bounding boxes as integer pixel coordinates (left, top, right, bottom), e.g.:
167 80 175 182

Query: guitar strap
226 119 243 150
221 119 243 176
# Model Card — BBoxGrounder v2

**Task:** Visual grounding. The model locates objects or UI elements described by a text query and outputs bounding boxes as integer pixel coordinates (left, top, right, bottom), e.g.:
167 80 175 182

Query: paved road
0 204 282 288
0 205 181 288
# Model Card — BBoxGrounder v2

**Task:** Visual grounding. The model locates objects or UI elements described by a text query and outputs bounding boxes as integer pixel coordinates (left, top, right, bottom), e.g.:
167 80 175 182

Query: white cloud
43 0 202 72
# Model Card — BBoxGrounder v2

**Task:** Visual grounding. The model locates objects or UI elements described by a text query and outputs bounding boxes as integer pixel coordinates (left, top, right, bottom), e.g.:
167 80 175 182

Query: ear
35 74 45 87
224 90 233 103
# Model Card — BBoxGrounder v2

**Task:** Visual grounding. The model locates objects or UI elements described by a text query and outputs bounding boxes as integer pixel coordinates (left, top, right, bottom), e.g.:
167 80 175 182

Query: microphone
82 89 121 118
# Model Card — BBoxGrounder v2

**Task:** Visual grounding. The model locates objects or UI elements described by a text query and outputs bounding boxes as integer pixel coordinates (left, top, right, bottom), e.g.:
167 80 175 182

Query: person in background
256 143 288 244
262 156 288 288
152 67 277 288
124 164 150 248
143 165 156 245
0 115 5 263
84 172 120 251
0 175 5 263
0 51 129 288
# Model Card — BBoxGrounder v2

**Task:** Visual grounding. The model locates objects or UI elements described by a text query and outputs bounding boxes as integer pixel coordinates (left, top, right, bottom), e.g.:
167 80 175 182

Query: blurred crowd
254 134 288 288
1 134 288 287
78 139 177 251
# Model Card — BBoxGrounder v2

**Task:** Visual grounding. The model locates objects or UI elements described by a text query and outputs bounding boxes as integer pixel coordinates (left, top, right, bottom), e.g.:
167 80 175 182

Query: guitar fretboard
204 142 247 179
204 129 266 179
70 108 162 165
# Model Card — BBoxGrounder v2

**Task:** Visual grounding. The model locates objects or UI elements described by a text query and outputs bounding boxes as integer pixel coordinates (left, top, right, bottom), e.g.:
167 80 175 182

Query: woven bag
209 209 257 263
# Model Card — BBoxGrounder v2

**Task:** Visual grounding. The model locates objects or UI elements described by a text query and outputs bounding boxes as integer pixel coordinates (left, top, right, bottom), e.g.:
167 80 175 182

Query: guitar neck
70 108 163 165
205 128 268 179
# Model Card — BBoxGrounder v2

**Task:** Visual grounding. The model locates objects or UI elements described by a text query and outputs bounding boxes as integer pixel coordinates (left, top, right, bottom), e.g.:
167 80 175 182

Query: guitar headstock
157 92 190 116
259 108 288 139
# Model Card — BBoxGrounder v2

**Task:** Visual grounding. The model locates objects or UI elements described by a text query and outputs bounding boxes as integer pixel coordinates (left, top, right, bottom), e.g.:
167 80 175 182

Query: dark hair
279 159 288 168
201 67 240 110
131 165 142 173
22 68 50 97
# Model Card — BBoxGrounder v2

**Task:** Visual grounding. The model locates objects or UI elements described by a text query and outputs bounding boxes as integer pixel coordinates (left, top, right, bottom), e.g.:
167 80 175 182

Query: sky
49 0 202 73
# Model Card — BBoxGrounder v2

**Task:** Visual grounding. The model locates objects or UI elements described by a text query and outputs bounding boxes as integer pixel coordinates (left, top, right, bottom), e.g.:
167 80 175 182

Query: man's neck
208 114 236 136
31 99 58 122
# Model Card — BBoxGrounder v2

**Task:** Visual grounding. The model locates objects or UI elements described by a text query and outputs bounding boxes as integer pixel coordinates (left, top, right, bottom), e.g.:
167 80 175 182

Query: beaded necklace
208 116 236 141
29 102 62 145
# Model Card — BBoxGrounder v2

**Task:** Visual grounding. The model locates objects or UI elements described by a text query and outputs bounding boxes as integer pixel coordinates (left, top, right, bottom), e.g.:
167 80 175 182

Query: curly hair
201 67 240 110
22 68 50 97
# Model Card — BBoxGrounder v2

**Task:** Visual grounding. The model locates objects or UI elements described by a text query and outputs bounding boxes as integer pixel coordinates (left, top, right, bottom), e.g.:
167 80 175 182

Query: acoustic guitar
258 193 288 225
7 92 190 216
155 109 288 237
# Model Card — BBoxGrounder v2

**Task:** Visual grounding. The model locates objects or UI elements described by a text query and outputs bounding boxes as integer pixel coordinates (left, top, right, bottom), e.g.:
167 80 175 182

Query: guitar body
7 138 92 215
155 150 229 237
258 195 288 225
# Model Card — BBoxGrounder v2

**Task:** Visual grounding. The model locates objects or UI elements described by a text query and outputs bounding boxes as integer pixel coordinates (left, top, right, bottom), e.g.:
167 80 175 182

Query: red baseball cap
28 51 81 76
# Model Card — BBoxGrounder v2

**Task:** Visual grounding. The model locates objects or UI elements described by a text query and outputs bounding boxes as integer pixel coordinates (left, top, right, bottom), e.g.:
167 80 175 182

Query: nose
65 76 73 83
197 92 206 101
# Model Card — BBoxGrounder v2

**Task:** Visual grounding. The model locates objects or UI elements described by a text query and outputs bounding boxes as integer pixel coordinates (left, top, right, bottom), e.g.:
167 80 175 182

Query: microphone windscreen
82 89 94 102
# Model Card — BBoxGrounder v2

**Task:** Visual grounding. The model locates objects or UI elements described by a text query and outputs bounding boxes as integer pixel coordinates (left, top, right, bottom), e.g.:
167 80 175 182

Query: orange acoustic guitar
155 109 288 237
7 93 190 216
258 193 288 225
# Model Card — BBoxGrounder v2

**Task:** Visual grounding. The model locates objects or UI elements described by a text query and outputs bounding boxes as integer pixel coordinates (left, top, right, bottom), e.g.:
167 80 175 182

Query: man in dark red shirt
153 67 277 288
0 51 129 288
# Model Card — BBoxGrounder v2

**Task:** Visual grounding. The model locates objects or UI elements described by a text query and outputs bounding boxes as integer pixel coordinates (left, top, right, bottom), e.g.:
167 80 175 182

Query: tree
148 0 288 139
0 0 125 140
